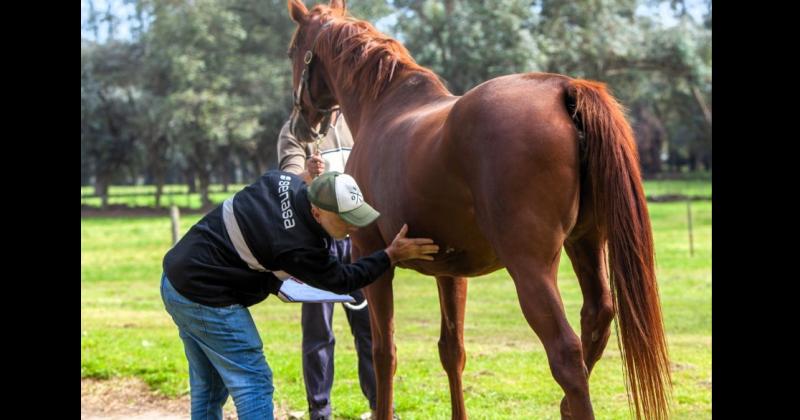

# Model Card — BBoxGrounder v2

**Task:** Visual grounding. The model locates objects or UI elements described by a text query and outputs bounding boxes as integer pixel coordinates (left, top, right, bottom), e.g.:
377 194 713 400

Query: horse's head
286 0 345 143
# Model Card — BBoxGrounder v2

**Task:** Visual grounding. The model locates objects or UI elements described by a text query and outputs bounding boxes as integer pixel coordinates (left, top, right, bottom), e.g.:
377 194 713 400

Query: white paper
277 277 356 303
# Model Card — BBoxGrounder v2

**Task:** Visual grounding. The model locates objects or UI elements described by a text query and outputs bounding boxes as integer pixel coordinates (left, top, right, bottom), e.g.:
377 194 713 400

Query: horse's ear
288 0 308 23
329 0 346 13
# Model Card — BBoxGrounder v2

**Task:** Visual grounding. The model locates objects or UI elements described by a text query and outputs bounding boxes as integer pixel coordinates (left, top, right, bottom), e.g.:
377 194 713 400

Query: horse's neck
330 70 451 138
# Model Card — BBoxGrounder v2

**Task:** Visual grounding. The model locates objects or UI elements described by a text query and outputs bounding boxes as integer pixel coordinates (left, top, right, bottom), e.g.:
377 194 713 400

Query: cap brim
339 203 380 227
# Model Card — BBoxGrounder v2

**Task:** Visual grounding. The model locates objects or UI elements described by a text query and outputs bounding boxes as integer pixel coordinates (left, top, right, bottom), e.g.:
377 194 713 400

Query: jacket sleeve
276 120 309 175
274 247 391 294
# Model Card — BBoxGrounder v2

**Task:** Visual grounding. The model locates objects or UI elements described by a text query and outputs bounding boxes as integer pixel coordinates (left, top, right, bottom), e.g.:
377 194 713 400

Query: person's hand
306 152 326 179
385 224 439 265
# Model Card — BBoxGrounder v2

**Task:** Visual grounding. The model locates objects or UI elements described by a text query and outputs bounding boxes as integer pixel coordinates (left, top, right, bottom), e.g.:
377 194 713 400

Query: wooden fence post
170 205 181 245
687 200 694 257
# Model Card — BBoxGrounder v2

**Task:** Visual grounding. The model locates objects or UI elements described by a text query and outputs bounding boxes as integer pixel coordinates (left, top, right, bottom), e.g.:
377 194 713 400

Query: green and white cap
308 172 380 227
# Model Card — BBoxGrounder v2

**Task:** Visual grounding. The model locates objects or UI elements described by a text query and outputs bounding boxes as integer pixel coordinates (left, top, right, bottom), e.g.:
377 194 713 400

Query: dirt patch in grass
81 377 298 420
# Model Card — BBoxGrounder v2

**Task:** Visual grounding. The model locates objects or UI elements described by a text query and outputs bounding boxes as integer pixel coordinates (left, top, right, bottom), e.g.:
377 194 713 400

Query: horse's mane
311 7 448 101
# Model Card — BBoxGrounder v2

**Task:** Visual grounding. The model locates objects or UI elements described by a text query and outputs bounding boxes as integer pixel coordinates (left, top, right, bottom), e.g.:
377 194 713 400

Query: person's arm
276 120 318 182
275 247 391 294
276 224 438 294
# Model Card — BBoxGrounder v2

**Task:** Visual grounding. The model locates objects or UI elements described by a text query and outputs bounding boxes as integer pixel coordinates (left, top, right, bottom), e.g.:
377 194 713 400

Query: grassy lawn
81 199 711 419
642 179 711 198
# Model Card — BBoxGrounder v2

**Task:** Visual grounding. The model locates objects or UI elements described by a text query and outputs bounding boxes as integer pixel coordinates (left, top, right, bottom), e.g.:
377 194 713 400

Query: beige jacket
276 113 354 175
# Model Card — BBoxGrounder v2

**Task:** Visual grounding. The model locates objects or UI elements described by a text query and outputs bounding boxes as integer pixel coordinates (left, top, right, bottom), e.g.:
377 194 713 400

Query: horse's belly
397 240 502 277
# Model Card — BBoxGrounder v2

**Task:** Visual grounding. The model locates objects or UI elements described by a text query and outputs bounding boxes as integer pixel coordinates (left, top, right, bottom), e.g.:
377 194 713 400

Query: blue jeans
161 274 274 420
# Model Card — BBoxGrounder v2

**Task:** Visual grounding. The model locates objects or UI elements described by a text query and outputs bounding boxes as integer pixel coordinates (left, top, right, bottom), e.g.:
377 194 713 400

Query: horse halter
290 21 339 142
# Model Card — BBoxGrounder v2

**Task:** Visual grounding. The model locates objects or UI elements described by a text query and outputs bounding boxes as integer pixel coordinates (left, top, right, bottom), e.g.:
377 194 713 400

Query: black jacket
163 171 390 307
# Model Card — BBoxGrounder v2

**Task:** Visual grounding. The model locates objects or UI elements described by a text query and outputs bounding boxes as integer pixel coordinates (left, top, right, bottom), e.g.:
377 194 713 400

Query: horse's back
445 73 578 162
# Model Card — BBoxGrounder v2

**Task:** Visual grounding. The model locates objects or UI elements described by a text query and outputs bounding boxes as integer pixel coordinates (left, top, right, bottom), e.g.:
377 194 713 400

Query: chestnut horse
286 1 670 419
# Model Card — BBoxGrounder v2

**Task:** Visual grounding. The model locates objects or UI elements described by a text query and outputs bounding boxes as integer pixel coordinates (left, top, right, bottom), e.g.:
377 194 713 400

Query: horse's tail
566 79 671 420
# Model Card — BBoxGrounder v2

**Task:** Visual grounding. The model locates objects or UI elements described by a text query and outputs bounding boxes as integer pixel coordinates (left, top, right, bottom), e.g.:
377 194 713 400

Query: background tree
81 0 711 206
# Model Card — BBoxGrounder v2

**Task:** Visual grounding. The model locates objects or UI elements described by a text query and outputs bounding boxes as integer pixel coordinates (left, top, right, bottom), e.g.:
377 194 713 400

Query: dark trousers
302 237 377 419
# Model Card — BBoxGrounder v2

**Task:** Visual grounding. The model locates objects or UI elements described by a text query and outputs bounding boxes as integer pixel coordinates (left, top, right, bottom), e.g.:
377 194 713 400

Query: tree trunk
253 156 266 178
703 154 712 171
154 175 165 208
150 135 169 208
221 159 230 193
94 173 110 209
150 156 165 208
691 85 712 127
184 169 197 194
198 170 212 209
233 154 243 184
689 152 698 171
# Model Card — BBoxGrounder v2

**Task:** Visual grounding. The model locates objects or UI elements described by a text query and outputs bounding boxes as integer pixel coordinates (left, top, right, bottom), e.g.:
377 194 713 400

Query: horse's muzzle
289 109 317 144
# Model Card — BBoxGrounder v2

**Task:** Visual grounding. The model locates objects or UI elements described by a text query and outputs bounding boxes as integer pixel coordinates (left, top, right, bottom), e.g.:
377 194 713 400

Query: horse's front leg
436 276 469 420
364 269 396 420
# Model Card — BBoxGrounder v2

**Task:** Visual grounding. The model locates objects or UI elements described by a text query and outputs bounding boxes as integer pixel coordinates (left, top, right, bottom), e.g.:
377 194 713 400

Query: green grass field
81 198 711 419
642 179 711 198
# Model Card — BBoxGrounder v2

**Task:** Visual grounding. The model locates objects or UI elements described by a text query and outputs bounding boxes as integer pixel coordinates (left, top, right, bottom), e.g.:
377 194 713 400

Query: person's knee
222 350 273 392
233 394 274 420
231 380 275 420
302 318 336 347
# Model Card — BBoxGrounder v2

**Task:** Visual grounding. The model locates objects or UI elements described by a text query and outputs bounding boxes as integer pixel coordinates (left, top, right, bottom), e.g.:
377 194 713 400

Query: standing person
278 112 381 420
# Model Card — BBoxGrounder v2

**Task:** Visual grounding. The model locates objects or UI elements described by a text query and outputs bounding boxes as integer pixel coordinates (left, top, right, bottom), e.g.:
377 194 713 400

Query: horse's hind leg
565 231 614 375
560 231 614 418
507 257 594 420
436 276 468 420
